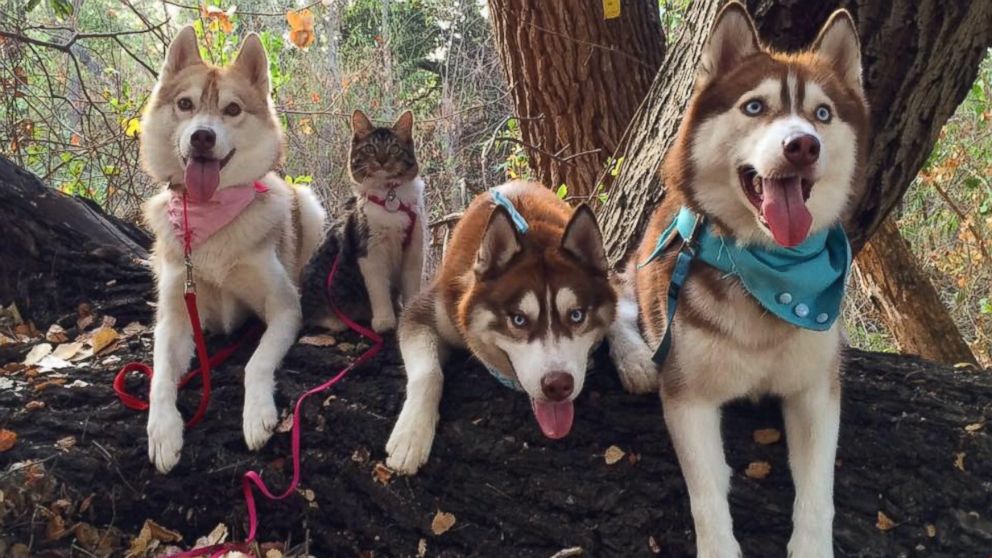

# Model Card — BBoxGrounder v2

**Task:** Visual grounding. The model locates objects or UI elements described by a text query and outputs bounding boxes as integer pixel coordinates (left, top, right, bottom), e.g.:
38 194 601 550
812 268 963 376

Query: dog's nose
540 372 574 402
190 128 216 153
783 134 820 166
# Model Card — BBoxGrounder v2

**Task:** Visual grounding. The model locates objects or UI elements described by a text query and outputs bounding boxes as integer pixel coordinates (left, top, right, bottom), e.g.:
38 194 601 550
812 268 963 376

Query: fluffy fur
609 4 868 557
141 27 326 474
386 181 617 474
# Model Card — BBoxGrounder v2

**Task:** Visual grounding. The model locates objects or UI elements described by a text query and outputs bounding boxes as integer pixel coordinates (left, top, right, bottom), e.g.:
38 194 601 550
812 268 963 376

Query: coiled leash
114 189 384 557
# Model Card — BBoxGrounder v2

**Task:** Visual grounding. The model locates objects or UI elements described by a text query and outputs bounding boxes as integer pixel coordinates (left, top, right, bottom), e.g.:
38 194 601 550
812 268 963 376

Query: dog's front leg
359 251 396 333
663 394 742 558
148 269 195 474
400 218 425 305
386 291 447 474
606 278 658 394
783 371 840 558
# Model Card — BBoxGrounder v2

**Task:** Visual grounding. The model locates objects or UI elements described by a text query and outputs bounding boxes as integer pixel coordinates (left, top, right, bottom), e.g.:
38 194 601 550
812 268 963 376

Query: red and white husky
609 4 868 557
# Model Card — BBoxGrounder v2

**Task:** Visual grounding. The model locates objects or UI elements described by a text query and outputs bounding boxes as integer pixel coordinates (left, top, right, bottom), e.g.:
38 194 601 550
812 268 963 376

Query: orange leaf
0 429 16 452
287 9 315 49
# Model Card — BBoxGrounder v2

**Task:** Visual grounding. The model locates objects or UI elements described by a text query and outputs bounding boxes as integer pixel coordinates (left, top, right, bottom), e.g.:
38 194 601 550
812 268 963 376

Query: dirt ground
1 325 991 557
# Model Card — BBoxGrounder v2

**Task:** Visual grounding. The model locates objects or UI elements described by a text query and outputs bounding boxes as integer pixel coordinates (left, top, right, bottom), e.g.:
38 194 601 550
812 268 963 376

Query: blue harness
484 190 528 391
643 207 851 365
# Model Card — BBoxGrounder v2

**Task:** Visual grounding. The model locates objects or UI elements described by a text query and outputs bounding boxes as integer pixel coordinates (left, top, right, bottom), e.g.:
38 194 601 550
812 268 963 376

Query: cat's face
349 110 418 188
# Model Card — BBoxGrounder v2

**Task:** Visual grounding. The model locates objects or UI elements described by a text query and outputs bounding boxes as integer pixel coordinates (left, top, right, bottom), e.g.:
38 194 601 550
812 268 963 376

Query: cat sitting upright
301 110 425 332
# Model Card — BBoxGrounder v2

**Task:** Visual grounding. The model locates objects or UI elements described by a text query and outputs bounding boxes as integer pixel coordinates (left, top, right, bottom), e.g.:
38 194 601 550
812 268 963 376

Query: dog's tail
299 226 340 324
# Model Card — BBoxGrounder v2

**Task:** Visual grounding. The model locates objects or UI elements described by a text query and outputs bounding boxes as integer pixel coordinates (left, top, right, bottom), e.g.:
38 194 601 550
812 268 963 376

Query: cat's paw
372 313 397 333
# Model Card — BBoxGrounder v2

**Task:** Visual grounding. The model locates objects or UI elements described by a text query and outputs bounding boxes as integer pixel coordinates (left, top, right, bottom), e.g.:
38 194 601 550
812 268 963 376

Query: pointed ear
393 110 414 141
163 26 203 77
697 2 760 86
352 110 374 137
561 204 607 274
233 33 270 90
813 10 862 91
475 206 522 278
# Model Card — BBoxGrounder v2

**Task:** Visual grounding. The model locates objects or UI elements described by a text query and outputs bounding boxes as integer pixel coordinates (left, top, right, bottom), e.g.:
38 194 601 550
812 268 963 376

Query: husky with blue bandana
607 3 869 557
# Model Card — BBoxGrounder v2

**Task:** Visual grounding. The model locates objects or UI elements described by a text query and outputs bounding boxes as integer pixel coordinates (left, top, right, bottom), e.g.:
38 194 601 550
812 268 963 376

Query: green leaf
980 298 992 315
556 184 568 199
598 192 609 203
25 0 42 12
48 0 73 19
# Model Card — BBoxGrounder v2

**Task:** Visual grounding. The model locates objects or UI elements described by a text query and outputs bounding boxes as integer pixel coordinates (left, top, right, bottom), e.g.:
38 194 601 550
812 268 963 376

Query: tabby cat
300 110 425 333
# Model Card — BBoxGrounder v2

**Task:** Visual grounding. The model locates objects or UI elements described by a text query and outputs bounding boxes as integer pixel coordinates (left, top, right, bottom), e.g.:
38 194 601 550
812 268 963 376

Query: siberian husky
385 181 618 474
609 4 868 556
140 27 326 473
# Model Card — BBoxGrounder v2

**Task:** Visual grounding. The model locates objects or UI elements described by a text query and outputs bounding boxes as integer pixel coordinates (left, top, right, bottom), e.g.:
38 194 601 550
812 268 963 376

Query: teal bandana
643 207 851 364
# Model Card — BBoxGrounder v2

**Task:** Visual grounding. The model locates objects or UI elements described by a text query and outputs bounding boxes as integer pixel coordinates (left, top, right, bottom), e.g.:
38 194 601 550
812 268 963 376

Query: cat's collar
365 189 418 248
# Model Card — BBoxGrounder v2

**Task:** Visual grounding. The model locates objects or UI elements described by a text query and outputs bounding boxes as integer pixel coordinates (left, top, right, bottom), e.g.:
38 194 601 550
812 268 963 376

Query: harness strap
649 212 704 366
366 192 418 248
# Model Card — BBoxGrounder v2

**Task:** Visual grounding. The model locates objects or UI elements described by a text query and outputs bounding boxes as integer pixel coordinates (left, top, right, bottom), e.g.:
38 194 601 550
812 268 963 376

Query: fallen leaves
23 343 53 366
954 452 966 471
744 461 772 480
603 445 625 465
0 429 17 452
876 511 897 531
964 422 984 433
372 462 394 485
430 510 456 536
299 333 336 347
753 428 782 445
287 9 315 49
925 523 937 538
45 324 68 343
90 326 119 353
126 519 182 557
54 435 76 452
417 538 427 557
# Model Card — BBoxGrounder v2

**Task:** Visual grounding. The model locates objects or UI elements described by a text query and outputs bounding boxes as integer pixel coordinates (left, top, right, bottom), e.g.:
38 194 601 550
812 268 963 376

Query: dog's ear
561 204 607 274
163 26 203 77
697 2 760 87
352 110 374 137
813 10 862 91
392 110 414 142
233 33 270 91
475 206 522 278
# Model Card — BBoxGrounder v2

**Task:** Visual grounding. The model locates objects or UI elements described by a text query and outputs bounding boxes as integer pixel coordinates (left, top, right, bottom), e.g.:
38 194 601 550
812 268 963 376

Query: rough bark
488 0 665 196
854 219 977 365
599 0 992 263
0 154 154 328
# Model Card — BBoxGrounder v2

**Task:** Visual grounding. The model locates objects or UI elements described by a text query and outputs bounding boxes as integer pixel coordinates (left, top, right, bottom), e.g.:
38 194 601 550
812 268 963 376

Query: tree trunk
854 219 977 365
488 0 665 196
599 0 992 263
0 155 154 328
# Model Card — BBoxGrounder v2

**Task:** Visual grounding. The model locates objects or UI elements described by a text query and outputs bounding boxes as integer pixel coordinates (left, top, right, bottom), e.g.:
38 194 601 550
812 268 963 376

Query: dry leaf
417 538 427 558
753 428 782 445
127 519 182 556
964 422 983 433
193 522 229 549
925 523 937 538
265 550 284 558
74 522 101 550
744 461 772 480
25 400 45 412
23 343 52 366
33 378 66 392
37 355 72 372
430 510 456 536
352 447 371 463
301 488 316 502
55 436 76 451
89 327 119 353
299 334 336 347
45 324 68 343
876 511 896 531
372 462 394 485
275 413 294 433
286 9 315 49
46 512 68 540
604 445 625 465
648 535 662 554
122 322 147 336
954 452 966 471
0 429 17 452
52 341 84 360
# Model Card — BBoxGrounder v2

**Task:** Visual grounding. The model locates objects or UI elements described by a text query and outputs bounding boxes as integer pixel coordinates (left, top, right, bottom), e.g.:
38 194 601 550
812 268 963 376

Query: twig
429 212 463 229
160 0 323 17
0 20 169 53
929 179 991 263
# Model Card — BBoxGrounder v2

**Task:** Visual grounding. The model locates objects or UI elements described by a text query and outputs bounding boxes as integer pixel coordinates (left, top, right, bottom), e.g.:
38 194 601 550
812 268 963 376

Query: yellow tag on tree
603 0 621 19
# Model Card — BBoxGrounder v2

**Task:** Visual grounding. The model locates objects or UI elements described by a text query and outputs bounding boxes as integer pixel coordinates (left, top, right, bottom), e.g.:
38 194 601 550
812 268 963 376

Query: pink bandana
167 181 269 249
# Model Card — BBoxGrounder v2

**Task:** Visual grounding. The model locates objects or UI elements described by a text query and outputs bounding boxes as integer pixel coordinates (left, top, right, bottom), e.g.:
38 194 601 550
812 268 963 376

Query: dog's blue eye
742 99 764 116
815 105 832 123
510 313 528 327
177 97 193 111
569 309 585 324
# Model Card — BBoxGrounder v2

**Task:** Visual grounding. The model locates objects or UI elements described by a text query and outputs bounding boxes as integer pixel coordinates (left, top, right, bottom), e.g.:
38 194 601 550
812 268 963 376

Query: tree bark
854 219 977 365
0 155 154 328
599 0 992 263
488 0 665 196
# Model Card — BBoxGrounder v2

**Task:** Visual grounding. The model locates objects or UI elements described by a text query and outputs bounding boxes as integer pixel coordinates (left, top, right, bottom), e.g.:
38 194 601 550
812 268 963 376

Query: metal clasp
184 254 196 293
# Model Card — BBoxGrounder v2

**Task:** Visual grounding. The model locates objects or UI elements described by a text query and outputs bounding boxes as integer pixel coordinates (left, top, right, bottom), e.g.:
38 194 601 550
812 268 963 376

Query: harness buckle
184 254 196 294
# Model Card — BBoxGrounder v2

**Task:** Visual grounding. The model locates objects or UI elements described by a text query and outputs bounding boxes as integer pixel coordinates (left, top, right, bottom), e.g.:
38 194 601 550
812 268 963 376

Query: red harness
366 186 418 248
114 191 384 558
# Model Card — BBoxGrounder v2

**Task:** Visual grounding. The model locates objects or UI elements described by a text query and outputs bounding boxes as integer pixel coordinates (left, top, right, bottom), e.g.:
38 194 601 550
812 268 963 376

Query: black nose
190 128 216 153
783 134 820 166
540 372 574 402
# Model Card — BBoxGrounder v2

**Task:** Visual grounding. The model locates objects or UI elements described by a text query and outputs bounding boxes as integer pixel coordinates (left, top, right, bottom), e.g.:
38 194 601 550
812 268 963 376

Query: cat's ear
392 110 414 142
352 110 374 137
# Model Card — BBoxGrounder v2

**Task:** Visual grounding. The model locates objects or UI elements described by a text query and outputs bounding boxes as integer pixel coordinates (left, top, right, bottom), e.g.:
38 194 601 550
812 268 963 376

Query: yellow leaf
123 117 141 138
89 326 119 353
744 461 771 480
602 0 620 19
876 511 896 531
604 445 625 465
0 429 17 452
430 510 456 536
954 452 966 471
287 9 315 49
753 428 781 445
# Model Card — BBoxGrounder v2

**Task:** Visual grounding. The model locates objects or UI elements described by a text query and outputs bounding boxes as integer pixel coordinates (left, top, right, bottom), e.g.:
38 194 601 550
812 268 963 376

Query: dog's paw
787 529 834 558
371 313 397 333
385 405 438 475
243 393 278 451
695 535 742 558
313 314 348 333
612 348 659 395
147 406 184 474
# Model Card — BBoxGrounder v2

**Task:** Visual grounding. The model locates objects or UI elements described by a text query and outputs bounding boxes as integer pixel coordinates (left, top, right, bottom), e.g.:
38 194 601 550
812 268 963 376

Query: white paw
612 346 659 395
148 406 184 474
385 404 438 475
695 534 742 558
787 529 834 558
371 312 397 333
243 391 278 451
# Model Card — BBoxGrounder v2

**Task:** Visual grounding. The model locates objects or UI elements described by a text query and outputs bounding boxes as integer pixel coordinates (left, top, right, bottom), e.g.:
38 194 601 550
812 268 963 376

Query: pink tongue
184 159 221 203
530 399 574 439
761 176 812 247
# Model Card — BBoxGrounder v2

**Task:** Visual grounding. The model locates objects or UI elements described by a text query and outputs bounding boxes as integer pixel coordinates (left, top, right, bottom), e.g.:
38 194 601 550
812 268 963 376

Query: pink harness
166 181 269 248
365 184 418 248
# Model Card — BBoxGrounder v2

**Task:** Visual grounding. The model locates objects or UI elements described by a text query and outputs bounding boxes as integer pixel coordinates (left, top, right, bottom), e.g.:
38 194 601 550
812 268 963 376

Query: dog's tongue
531 399 574 439
184 158 221 203
761 176 812 247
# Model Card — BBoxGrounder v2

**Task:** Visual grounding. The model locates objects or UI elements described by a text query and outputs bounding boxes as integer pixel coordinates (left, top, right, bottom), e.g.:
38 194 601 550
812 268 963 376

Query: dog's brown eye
224 103 242 117
176 97 193 111
510 313 529 328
